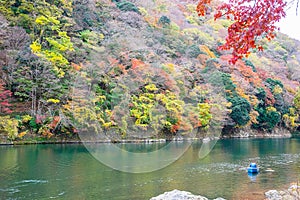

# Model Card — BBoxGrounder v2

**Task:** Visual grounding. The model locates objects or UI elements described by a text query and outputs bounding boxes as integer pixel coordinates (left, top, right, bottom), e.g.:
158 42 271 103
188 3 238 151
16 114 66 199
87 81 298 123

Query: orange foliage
71 63 82 71
196 0 212 16
131 58 146 69
107 57 119 67
49 116 60 129
221 55 262 87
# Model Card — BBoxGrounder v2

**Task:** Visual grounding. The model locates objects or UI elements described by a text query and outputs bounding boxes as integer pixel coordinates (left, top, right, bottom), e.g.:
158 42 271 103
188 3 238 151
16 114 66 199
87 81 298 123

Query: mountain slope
0 0 300 141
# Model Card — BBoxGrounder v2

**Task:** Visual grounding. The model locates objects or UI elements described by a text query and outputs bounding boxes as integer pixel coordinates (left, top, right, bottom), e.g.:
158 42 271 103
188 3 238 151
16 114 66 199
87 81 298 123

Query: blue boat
247 163 259 173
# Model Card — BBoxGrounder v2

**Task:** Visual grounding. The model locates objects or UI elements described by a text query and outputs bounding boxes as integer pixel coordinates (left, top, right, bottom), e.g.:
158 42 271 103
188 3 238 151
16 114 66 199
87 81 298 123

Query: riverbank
0 131 294 145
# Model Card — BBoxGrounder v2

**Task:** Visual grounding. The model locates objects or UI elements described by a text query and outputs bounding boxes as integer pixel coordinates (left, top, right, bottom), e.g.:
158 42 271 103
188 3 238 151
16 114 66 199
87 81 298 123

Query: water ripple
15 179 48 184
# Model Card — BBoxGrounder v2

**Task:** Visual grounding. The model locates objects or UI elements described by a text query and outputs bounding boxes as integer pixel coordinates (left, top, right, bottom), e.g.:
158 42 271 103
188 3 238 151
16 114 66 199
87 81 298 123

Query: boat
247 163 259 173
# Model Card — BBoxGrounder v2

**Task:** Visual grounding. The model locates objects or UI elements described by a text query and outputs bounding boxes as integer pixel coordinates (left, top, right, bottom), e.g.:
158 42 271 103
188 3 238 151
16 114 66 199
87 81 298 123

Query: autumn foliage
0 81 12 114
197 0 286 64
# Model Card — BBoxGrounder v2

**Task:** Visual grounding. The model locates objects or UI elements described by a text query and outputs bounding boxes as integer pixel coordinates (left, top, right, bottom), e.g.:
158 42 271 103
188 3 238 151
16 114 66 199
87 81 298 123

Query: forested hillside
1 0 300 141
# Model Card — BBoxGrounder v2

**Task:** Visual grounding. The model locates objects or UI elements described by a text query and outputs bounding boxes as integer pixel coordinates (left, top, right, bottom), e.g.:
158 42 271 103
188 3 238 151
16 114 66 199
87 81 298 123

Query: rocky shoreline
150 185 300 200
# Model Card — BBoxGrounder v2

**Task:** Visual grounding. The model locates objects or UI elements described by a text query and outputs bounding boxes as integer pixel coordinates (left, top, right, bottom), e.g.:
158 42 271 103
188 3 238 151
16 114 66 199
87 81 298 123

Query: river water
1 138 300 199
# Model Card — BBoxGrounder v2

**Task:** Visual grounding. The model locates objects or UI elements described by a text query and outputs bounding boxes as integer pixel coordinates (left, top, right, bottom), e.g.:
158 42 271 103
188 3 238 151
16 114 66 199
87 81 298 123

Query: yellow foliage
145 84 158 91
35 15 59 25
273 85 283 95
162 63 175 74
199 45 216 58
286 86 296 94
226 102 232 108
186 15 198 25
47 98 60 104
18 131 27 138
266 106 277 112
22 115 32 123
30 41 42 53
183 28 214 43
169 22 180 31
0 116 19 140
289 107 296 115
236 87 250 102
249 110 259 124
207 19 226 31
197 103 212 128
283 110 299 129
138 7 148 16
186 4 197 13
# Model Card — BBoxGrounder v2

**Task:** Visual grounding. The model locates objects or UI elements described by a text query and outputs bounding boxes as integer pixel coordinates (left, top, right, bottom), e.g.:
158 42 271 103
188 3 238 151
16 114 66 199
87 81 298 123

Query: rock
265 190 282 200
150 190 208 200
288 184 300 191
265 185 300 200
150 190 226 200
281 194 295 200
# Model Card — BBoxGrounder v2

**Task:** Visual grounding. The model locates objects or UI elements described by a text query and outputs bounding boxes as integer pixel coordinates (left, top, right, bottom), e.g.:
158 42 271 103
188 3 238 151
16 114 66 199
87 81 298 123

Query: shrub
158 16 171 27
186 44 202 58
253 105 281 131
228 96 251 126
255 88 266 102
80 30 104 45
265 78 283 91
243 58 257 72
0 116 19 140
116 1 140 14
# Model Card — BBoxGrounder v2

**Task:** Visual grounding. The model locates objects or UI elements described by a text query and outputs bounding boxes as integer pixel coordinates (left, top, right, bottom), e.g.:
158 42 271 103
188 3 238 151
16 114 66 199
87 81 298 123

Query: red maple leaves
0 81 12 114
197 0 286 64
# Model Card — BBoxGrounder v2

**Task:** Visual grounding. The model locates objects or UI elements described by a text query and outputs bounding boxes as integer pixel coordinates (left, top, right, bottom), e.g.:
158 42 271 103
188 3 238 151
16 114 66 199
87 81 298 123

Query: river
1 138 300 199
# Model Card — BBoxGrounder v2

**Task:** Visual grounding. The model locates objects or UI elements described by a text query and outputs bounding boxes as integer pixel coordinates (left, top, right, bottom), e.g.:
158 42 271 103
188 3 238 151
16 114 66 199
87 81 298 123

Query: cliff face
0 0 300 140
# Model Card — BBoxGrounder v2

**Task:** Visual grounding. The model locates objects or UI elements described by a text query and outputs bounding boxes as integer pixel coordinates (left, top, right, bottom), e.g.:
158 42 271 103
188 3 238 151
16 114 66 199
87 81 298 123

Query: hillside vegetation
1 0 300 141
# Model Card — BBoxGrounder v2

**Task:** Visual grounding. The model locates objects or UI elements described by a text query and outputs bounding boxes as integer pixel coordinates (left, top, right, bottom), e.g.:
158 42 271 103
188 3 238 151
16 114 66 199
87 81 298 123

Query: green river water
1 138 300 199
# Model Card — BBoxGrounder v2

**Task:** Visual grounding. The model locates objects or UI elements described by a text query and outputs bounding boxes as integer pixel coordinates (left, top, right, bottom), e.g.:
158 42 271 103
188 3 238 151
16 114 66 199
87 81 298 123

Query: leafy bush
253 105 281 131
221 73 237 94
116 1 140 14
183 28 214 45
228 96 251 126
186 44 202 58
255 87 266 101
158 16 171 27
0 116 19 140
80 30 104 45
265 78 283 90
130 84 183 133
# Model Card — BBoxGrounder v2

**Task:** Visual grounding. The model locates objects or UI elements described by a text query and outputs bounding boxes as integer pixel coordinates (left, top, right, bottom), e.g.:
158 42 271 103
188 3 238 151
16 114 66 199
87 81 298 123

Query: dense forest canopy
0 0 300 141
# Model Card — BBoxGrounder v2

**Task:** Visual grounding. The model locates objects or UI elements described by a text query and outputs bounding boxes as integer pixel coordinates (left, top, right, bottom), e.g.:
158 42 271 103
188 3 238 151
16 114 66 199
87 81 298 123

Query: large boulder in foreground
265 184 300 200
150 189 226 200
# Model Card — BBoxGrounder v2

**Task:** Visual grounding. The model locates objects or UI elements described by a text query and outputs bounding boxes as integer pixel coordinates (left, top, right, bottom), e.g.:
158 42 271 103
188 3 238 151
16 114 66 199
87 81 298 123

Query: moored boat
247 163 259 173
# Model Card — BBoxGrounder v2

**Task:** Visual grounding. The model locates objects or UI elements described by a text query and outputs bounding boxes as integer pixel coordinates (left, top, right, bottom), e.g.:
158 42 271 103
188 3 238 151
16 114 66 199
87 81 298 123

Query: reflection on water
248 173 258 182
0 138 300 199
